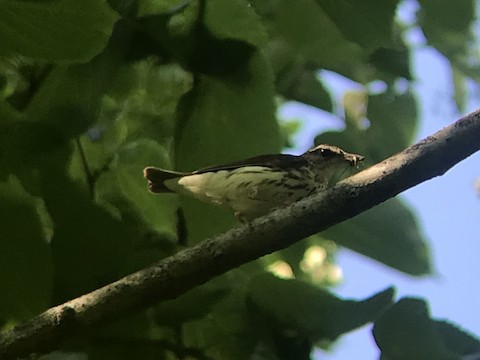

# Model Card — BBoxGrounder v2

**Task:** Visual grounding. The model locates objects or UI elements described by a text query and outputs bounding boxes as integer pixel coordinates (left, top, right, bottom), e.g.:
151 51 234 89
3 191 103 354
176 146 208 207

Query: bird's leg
234 211 248 223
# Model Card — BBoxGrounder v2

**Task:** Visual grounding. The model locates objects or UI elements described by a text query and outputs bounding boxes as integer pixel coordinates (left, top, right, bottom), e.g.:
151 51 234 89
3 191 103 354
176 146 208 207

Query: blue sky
281 26 480 360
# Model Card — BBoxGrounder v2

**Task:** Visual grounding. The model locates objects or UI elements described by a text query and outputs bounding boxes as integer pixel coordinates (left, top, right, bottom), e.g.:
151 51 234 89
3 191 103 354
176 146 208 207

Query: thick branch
1 110 480 358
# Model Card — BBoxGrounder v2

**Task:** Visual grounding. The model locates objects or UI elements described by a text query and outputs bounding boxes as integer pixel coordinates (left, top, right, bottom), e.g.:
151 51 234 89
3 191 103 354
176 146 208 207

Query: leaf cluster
0 0 479 359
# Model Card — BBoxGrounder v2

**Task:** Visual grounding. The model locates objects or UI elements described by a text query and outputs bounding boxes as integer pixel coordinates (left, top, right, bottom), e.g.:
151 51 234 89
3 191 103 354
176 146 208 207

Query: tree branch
1 109 480 359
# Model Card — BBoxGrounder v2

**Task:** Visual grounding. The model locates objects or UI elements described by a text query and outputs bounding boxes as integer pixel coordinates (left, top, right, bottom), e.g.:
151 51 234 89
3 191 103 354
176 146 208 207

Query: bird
144 144 364 222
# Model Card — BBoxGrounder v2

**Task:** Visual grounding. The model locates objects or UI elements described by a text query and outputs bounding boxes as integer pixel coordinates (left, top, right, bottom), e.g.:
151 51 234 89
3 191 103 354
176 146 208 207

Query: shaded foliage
1 0 479 359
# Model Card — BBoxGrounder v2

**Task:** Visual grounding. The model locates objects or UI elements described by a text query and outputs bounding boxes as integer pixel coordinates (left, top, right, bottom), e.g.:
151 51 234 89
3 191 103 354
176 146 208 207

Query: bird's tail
143 167 186 193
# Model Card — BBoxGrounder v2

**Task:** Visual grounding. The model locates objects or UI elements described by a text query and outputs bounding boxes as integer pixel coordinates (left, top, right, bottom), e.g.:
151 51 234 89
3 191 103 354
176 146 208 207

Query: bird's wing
193 153 306 174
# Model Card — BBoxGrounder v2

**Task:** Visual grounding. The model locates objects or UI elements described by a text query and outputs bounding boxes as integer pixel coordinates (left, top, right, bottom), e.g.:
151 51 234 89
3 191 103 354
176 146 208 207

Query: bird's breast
165 166 280 204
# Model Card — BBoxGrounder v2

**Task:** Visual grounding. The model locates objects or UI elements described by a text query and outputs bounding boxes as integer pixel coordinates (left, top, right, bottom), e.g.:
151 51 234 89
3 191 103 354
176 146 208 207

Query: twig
1 109 480 359
75 137 95 198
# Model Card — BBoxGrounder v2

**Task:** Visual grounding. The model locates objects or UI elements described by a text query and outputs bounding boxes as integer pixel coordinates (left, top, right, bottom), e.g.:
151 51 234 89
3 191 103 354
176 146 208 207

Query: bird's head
302 144 365 183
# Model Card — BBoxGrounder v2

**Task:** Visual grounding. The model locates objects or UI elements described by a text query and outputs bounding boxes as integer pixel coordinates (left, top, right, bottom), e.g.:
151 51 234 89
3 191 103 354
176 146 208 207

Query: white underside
164 166 303 219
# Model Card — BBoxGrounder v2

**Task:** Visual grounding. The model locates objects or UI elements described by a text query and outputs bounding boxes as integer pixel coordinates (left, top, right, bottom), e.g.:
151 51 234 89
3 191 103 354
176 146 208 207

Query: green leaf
314 90 425 273
89 339 163 360
138 0 188 17
277 67 333 111
254 0 412 85
322 198 431 275
116 62 192 143
0 102 28 176
96 139 179 242
311 93 425 276
373 298 480 360
269 0 363 71
182 270 261 360
251 0 376 83
0 38 126 178
136 1 260 76
435 320 480 357
89 310 166 360
418 0 475 57
369 46 412 80
0 176 52 321
24 39 125 140
316 90 418 164
366 91 418 159
451 64 468 113
247 273 394 342
174 51 281 244
205 0 268 48
0 0 119 62
264 39 333 111
374 298 453 359
154 285 229 326
0 36 128 180
315 0 399 50
38 145 133 302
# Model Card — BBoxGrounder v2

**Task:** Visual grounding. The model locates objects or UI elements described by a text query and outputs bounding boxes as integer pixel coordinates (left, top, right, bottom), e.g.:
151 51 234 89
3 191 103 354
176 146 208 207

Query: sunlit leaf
343 90 368 124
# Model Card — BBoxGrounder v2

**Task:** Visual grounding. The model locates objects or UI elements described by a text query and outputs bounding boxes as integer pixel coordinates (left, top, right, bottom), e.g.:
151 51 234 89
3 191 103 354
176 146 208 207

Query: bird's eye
320 148 336 158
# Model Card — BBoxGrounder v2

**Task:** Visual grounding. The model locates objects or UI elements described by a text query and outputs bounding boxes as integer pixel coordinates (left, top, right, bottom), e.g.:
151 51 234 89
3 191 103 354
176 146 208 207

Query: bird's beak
346 153 365 167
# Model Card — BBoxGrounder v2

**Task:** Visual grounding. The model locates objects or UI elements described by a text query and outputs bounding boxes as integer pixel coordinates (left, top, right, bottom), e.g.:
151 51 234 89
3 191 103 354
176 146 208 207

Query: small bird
144 144 364 221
